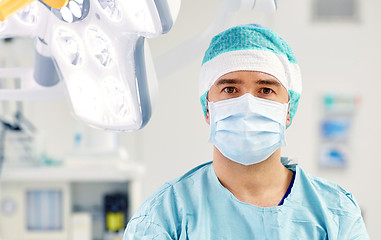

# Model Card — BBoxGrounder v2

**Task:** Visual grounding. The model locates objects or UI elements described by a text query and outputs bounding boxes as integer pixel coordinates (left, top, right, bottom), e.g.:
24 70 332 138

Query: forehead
214 71 286 89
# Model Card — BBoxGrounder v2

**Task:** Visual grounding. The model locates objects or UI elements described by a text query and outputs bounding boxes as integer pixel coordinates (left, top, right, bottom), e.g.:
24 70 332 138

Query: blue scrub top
124 160 369 239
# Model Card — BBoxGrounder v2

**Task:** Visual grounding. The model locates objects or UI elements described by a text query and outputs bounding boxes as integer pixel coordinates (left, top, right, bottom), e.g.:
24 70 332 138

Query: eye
260 88 273 95
223 87 237 94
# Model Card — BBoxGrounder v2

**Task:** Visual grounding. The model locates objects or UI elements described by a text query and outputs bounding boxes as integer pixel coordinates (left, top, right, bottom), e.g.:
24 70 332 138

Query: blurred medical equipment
319 94 360 168
0 102 37 176
26 189 64 231
1 165 142 239
71 212 92 240
0 0 181 132
104 193 128 239
0 182 71 240
0 0 277 132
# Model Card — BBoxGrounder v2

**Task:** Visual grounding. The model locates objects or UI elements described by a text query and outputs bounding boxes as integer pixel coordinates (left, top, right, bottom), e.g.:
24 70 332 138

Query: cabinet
0 161 144 240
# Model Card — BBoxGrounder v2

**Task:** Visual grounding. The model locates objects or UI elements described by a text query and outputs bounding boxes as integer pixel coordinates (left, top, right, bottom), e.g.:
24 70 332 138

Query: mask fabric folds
208 93 288 165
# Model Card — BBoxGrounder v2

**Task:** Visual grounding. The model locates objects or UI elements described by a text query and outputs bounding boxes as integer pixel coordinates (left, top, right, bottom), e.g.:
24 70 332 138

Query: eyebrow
215 78 244 85
256 79 282 87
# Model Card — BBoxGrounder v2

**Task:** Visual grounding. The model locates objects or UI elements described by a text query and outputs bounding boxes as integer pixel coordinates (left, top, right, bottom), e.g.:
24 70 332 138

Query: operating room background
3 0 380 238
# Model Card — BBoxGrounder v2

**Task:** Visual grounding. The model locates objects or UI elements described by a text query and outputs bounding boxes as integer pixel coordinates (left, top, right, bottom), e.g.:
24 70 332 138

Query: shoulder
125 162 213 239
131 161 213 218
148 161 212 201
294 166 369 238
295 165 361 214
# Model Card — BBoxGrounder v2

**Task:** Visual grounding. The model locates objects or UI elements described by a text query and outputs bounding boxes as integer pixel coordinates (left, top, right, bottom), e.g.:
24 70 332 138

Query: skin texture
206 71 294 207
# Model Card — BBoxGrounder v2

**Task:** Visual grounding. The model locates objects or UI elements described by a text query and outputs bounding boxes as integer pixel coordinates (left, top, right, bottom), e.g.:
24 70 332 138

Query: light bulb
86 25 114 68
101 77 130 119
60 7 74 23
55 27 84 66
53 0 87 23
69 1 83 18
15 2 38 25
98 0 122 22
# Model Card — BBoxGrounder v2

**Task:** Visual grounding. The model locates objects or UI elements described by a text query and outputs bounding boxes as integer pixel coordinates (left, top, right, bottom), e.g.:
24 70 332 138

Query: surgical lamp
0 0 276 132
0 0 180 131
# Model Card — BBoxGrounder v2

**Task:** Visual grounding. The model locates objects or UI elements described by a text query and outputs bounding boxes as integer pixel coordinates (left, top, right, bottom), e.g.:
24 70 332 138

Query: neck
212 146 293 207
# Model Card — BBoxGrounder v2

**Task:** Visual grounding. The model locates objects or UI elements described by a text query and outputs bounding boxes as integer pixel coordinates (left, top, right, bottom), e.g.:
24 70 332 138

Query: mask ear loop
285 88 292 129
279 100 289 146
285 100 291 129
207 101 218 143
206 91 213 135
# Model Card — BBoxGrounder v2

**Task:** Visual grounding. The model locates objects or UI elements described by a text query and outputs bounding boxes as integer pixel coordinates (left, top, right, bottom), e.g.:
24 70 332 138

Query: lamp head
0 0 181 132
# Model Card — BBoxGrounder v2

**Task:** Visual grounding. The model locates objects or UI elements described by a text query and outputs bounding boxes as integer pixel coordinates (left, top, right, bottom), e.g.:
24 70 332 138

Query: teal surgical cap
199 24 302 126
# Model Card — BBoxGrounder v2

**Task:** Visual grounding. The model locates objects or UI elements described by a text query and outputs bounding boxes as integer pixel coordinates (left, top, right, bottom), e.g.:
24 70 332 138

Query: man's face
206 71 290 126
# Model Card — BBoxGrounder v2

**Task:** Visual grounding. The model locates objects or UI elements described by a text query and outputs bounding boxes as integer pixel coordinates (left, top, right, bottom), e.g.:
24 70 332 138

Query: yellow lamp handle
41 0 69 9
0 0 35 21
0 0 69 22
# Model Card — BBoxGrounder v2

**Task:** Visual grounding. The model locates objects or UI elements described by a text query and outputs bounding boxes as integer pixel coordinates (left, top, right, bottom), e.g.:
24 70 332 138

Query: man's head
199 24 302 127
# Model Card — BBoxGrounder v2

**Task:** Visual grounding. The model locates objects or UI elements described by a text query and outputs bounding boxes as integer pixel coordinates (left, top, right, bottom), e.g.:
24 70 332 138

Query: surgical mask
208 93 288 165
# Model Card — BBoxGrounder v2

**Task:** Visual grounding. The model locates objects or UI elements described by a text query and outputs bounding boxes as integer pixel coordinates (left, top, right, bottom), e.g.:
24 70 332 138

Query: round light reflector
98 0 122 22
55 28 84 66
15 2 38 25
101 77 130 119
86 26 114 68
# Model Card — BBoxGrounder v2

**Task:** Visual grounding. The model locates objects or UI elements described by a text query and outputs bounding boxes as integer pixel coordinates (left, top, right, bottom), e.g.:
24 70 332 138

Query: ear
286 111 291 128
205 108 210 125
204 92 211 124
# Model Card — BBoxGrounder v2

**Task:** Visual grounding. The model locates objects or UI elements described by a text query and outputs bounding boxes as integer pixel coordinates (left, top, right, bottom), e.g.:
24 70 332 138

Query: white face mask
208 93 288 165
